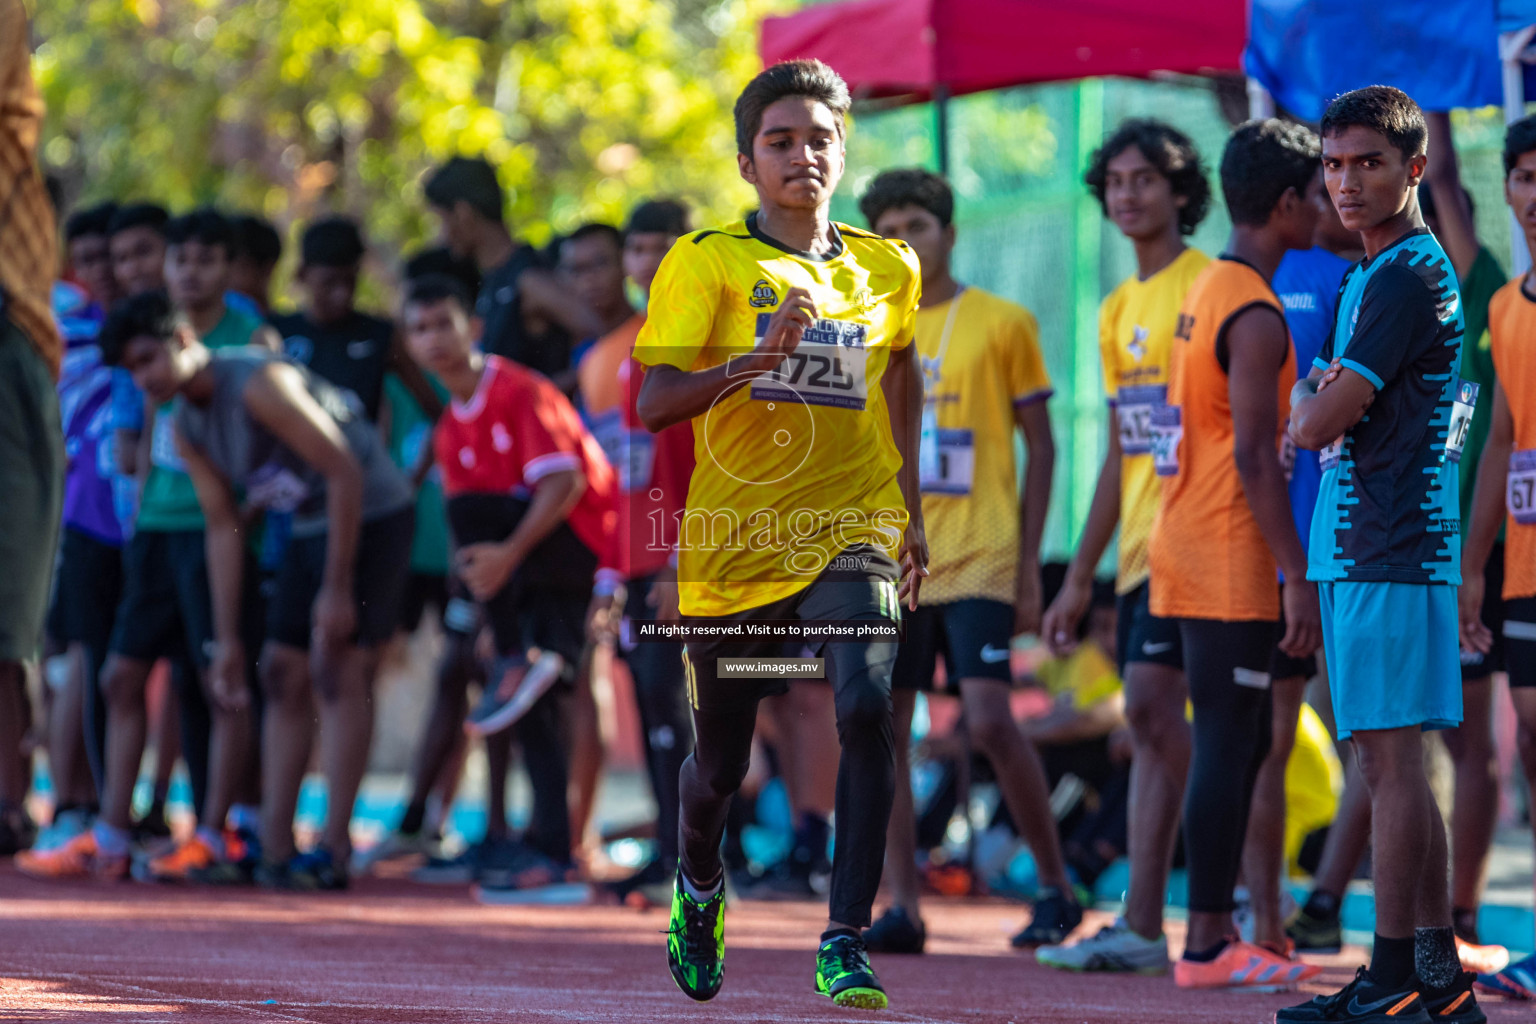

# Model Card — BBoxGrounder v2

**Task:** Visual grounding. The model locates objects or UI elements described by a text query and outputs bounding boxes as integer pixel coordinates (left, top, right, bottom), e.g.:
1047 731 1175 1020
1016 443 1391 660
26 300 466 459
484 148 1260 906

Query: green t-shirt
384 374 450 576
1457 247 1506 532
135 307 267 533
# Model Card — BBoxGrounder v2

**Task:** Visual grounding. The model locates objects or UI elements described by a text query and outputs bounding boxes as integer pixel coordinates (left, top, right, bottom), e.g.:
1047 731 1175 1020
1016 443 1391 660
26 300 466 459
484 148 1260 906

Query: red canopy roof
760 0 1247 99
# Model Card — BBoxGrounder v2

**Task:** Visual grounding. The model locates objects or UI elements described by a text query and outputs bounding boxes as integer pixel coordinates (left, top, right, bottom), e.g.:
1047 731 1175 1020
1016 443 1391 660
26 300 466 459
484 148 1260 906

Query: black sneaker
1275 967 1431 1023
1287 907 1345 955
0 802 37 855
1417 972 1486 1024
257 848 348 891
1012 887 1083 948
465 652 565 737
815 933 888 1009
600 855 672 905
410 836 521 884
863 906 926 955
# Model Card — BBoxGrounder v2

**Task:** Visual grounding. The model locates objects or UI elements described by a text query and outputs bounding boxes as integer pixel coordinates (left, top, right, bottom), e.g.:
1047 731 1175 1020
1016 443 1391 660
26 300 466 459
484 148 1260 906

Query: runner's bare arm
1460 380 1513 653
1041 407 1121 655
1424 112 1480 282
244 363 365 646
635 288 816 432
517 266 606 340
178 433 249 709
1288 365 1375 450
880 341 928 609
1227 306 1320 658
1013 400 1055 635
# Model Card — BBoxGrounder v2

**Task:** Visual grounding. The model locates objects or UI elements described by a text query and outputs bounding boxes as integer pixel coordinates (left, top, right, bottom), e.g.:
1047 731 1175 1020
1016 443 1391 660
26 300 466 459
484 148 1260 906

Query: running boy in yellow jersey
1038 120 1211 974
633 60 926 1009
855 168 1076 954
1460 111 1536 1002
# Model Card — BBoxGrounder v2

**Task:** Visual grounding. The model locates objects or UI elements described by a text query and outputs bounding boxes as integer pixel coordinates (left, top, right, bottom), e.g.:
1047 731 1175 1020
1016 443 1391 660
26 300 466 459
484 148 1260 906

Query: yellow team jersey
916 287 1052 604
1035 641 1121 711
633 215 921 617
1098 246 1210 594
1284 702 1343 876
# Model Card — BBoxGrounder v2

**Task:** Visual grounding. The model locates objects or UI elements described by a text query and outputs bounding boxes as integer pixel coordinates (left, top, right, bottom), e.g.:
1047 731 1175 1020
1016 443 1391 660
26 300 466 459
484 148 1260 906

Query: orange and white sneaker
1454 936 1509 976
1173 939 1324 990
15 830 128 881
141 832 223 882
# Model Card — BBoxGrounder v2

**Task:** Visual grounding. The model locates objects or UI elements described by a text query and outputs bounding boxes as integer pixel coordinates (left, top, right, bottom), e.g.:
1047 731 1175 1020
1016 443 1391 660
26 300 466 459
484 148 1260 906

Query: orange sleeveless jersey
1488 278 1536 600
1150 258 1295 622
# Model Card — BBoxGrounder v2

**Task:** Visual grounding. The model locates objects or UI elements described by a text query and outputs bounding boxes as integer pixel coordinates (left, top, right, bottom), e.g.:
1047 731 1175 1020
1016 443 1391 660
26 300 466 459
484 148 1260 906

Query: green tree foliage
32 0 777 268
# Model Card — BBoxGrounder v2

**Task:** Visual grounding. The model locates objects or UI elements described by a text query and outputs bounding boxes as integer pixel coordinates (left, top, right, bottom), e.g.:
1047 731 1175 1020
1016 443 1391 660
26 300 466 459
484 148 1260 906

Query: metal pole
1501 26 1536 276
1247 78 1276 120
934 84 951 177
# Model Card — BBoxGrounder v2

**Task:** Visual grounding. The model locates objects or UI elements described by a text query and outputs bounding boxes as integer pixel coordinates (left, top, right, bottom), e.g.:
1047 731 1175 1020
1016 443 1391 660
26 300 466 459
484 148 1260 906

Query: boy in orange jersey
1146 119 1323 990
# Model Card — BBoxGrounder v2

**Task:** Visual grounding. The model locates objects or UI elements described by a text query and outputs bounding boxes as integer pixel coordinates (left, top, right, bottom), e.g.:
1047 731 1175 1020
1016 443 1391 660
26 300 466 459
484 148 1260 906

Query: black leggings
617 576 692 869
1180 617 1278 915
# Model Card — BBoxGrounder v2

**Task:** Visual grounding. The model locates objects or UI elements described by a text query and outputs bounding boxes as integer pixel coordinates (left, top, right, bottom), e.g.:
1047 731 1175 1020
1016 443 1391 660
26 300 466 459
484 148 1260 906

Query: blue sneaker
1478 951 1536 1001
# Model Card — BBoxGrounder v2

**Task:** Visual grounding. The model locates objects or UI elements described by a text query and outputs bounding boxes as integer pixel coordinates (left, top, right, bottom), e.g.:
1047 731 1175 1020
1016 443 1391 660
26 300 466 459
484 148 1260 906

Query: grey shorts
0 315 64 662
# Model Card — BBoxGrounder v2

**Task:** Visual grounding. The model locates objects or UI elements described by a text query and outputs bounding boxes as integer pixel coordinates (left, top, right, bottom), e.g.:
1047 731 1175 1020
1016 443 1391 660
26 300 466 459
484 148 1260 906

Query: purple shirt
54 281 129 544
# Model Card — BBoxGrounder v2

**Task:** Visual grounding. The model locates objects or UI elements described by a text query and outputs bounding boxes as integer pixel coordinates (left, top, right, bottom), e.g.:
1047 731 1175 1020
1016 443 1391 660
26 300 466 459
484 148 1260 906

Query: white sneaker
1035 918 1169 975
465 651 566 737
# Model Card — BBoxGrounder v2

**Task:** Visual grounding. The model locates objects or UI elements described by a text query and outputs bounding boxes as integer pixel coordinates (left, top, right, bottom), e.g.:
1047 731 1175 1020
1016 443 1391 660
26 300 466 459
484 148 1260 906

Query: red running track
0 867 1526 1023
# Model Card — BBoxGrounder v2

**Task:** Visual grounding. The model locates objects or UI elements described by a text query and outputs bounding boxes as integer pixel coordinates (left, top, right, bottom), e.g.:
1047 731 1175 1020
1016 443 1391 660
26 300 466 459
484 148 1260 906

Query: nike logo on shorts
978 644 1010 664
1141 640 1174 656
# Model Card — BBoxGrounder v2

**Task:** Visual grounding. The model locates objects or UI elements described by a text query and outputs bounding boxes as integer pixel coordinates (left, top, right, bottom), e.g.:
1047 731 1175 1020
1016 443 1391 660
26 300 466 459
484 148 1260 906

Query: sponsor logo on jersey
749 279 779 308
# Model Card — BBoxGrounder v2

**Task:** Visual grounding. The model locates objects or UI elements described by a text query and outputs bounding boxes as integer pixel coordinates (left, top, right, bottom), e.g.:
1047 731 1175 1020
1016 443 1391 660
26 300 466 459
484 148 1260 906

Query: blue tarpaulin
1246 0 1536 119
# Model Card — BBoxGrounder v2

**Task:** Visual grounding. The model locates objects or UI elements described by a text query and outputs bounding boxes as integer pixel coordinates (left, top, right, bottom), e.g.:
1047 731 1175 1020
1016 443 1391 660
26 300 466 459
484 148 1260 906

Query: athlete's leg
515 686 573 863
567 643 604 858
1443 675 1497 936
167 654 210 824
881 688 922 918
48 646 92 810
1354 725 1438 938
679 687 763 887
257 641 314 863
0 661 29 807
313 642 378 862
1121 660 1190 939
97 655 155 832
624 624 692 871
959 676 1072 890
401 629 477 835
824 636 899 931
1180 620 1275 955
1242 673 1306 950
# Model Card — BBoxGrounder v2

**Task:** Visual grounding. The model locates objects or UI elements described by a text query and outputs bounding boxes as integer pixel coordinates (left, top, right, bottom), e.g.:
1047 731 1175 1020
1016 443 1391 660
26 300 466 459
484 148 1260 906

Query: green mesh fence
829 78 1515 567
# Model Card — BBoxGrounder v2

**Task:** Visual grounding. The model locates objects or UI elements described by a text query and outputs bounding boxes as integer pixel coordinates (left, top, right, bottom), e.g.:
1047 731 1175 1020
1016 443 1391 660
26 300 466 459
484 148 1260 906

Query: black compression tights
678 638 897 928
1180 618 1277 916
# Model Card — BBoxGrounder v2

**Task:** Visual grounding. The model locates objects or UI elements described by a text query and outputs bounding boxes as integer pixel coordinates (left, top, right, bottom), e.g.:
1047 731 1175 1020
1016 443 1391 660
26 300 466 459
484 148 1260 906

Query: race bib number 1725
749 314 869 411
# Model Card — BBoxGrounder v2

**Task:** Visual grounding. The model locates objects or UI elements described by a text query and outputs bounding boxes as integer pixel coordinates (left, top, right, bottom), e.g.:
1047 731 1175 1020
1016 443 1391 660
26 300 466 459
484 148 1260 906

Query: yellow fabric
1035 641 1121 712
1283 702 1343 876
633 219 921 617
1097 247 1210 594
916 287 1052 604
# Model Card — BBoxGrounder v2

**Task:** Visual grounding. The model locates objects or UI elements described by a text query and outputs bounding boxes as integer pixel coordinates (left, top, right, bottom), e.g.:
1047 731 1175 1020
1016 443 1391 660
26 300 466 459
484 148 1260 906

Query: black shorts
681 546 901 712
109 529 215 667
1502 595 1536 689
267 507 415 650
1268 595 1319 682
1180 617 1281 695
1462 542 1506 681
1115 580 1183 676
446 493 596 665
891 598 1013 690
397 572 449 633
47 527 123 652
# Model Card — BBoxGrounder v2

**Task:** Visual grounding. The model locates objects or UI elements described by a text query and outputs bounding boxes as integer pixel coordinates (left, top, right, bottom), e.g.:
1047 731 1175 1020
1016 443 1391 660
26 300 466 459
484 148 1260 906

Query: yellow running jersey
915 287 1052 604
633 216 921 617
1097 246 1210 594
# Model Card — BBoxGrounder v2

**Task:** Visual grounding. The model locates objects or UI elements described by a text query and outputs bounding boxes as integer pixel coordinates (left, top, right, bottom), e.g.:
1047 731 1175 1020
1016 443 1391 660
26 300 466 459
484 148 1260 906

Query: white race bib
150 412 184 471
919 425 975 495
1444 380 1480 464
1148 405 1182 477
1320 435 1344 472
246 463 311 513
749 315 869 411
1509 449 1536 526
1115 384 1167 456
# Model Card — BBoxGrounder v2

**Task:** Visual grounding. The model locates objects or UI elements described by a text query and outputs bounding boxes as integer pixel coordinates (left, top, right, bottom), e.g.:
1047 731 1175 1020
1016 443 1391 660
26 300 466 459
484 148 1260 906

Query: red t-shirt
436 355 617 567
579 341 694 583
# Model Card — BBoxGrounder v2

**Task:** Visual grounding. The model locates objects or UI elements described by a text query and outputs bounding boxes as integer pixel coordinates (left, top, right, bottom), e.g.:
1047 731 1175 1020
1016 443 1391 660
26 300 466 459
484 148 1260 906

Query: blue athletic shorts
1319 581 1462 740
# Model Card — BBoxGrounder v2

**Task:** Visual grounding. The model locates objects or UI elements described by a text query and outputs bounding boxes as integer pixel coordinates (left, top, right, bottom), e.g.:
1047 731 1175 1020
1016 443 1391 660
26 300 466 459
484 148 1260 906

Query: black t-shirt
476 245 572 378
271 310 394 421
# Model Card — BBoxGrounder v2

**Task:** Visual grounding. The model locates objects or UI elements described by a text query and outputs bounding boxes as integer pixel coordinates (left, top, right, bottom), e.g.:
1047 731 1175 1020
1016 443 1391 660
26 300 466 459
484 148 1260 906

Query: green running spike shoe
816 933 888 1009
666 872 725 1001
